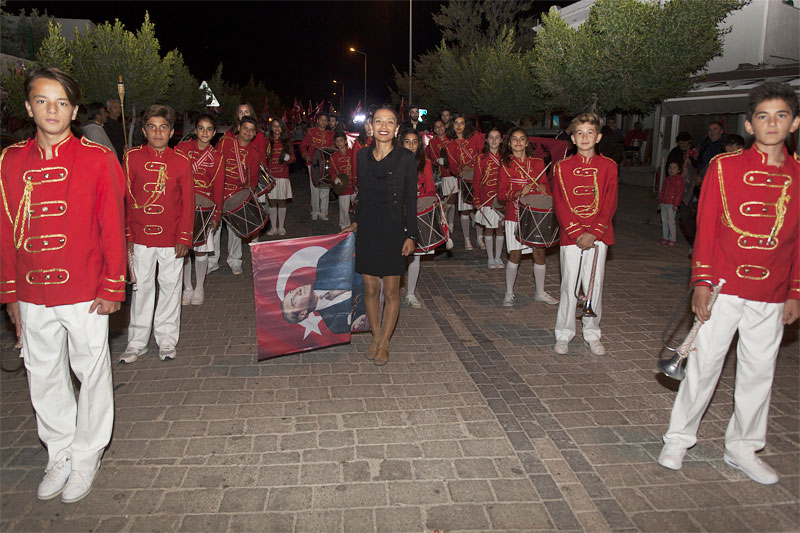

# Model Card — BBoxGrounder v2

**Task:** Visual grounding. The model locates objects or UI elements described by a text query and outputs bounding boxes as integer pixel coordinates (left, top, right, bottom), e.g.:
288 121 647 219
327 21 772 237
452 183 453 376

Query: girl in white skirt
265 119 296 235
402 130 437 309
473 128 505 269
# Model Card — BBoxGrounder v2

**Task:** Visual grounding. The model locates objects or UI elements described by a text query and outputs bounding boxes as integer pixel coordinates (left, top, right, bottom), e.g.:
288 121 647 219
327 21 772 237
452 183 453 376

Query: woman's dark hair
24 66 81 106
402 129 426 174
196 113 217 131
356 122 371 145
481 127 503 155
500 127 534 166
268 119 292 160
446 112 475 140
370 106 399 145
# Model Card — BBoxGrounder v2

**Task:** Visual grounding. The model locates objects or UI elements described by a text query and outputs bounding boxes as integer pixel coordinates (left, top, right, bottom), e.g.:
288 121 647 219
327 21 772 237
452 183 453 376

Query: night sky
6 0 447 113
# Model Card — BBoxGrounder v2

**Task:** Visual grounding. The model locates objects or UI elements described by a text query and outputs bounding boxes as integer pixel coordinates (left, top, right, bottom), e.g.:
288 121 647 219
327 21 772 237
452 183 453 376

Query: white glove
283 153 290 162
437 157 445 165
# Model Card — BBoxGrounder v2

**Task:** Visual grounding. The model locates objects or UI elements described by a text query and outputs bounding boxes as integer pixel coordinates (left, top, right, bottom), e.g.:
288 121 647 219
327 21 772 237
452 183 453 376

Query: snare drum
415 195 448 253
222 189 269 239
193 193 216 246
459 177 474 210
516 194 559 248
255 163 276 197
310 148 336 188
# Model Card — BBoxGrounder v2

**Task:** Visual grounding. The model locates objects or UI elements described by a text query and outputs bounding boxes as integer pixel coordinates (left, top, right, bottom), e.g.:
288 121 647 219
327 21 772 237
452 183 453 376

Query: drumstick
523 162 551 192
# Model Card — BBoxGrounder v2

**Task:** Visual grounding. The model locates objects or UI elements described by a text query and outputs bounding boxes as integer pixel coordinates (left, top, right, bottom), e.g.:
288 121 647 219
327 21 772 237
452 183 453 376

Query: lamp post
349 47 367 111
332 79 344 114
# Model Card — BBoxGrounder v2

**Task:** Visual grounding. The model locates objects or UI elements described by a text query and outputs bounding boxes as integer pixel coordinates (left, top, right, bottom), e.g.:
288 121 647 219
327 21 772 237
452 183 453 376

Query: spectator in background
328 114 345 136
694 121 725 179
724 134 745 152
81 102 117 157
401 106 422 132
624 121 646 147
606 117 624 144
555 119 576 156
104 98 125 160
599 118 624 167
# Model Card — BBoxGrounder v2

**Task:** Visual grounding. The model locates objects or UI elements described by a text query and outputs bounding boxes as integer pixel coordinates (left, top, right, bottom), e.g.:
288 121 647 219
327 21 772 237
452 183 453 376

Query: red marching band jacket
0 135 127 306
176 140 224 223
498 155 548 223
473 151 501 208
659 174 684 207
266 139 296 180
299 127 334 165
417 159 436 198
691 147 799 303
124 144 195 248
224 128 267 158
216 136 263 197
330 148 356 195
351 138 372 180
444 134 485 178
552 153 618 246
426 136 452 178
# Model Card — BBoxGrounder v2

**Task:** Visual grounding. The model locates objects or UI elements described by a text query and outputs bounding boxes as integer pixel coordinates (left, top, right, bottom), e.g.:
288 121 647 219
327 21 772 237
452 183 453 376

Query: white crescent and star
275 245 327 338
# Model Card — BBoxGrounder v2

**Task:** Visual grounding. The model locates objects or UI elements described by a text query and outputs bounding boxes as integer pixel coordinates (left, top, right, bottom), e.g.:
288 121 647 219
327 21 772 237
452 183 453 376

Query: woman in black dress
342 107 418 365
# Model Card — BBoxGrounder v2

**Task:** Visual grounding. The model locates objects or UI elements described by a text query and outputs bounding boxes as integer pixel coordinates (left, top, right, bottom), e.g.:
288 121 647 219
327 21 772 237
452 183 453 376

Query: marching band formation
0 66 798 505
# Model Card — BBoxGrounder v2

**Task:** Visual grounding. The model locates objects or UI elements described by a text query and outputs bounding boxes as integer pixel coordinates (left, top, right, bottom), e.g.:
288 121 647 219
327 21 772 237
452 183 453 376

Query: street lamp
332 79 344 114
349 47 367 111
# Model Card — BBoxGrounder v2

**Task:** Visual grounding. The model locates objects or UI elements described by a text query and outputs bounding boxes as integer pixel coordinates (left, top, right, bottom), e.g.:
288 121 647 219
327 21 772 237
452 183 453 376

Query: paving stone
312 483 388 509
388 480 448 505
425 504 490 531
219 487 266 512
448 479 494 503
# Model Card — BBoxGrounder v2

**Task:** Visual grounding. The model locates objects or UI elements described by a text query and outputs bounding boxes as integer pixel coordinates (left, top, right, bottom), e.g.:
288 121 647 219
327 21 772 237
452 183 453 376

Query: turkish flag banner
250 233 368 360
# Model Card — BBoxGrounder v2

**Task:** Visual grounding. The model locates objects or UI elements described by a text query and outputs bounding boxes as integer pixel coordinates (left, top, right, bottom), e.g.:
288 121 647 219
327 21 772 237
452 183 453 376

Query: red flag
250 233 369 360
399 96 405 123
312 101 324 121
281 111 288 125
352 100 362 119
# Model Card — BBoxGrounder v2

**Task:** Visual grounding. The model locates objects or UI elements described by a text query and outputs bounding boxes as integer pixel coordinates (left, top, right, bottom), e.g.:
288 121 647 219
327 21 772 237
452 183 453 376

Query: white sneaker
278 228 287 236
190 289 204 305
266 226 277 236
320 214 329 221
534 291 559 305
231 266 243 275
554 340 569 355
311 212 319 220
61 469 97 503
465 240 473 251
495 259 505 269
37 457 71 500
584 339 606 356
182 288 193 306
119 346 147 364
406 295 423 309
723 450 779 485
658 445 686 471
159 347 176 361
502 293 515 307
488 259 496 270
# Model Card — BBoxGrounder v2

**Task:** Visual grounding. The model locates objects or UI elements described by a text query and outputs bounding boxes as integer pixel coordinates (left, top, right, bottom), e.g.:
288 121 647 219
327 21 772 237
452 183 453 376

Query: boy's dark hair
86 102 105 121
24 66 81 106
675 131 692 143
724 134 745 148
334 131 346 141
570 112 602 131
143 104 176 128
195 113 217 130
238 116 258 132
747 81 799 121
317 112 329 121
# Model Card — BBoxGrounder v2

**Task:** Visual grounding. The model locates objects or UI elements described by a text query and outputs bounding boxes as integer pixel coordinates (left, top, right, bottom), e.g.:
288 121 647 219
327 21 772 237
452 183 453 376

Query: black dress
354 146 418 276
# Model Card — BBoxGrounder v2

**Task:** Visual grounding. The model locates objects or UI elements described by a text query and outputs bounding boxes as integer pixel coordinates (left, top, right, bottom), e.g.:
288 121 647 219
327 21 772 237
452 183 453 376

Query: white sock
407 255 421 296
505 261 518 295
269 207 277 229
484 236 493 260
495 236 504 262
278 207 287 230
195 255 208 290
446 204 455 234
460 215 471 243
534 263 546 296
183 256 193 290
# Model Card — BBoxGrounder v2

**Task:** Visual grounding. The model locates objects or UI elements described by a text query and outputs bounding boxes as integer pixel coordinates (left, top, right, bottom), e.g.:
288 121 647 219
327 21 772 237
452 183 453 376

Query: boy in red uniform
121 105 194 363
300 113 335 220
330 132 355 229
658 82 799 484
176 114 223 304
211 116 263 274
552 113 618 356
1 67 126 502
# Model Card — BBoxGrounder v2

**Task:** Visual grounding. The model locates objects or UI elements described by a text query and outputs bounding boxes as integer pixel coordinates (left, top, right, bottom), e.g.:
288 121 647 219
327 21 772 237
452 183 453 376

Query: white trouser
307 168 329 216
338 194 353 228
661 203 676 241
19 300 114 473
209 223 242 270
128 244 183 350
663 294 784 455
554 242 607 342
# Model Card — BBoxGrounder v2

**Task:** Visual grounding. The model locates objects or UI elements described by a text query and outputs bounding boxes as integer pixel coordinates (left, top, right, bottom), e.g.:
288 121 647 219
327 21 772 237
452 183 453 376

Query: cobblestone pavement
1 169 798 532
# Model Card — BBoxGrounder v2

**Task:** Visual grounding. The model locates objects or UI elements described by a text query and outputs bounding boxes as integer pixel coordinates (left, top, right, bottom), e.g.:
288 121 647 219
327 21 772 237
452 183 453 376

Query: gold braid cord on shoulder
556 162 599 219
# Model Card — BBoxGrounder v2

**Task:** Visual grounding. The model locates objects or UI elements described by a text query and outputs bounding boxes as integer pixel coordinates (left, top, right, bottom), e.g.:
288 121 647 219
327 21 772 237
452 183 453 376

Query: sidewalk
1 175 797 532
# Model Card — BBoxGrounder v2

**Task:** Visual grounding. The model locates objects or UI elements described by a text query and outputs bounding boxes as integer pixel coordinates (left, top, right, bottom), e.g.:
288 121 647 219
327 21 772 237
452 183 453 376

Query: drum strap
455 139 475 168
232 139 248 186
514 158 539 187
